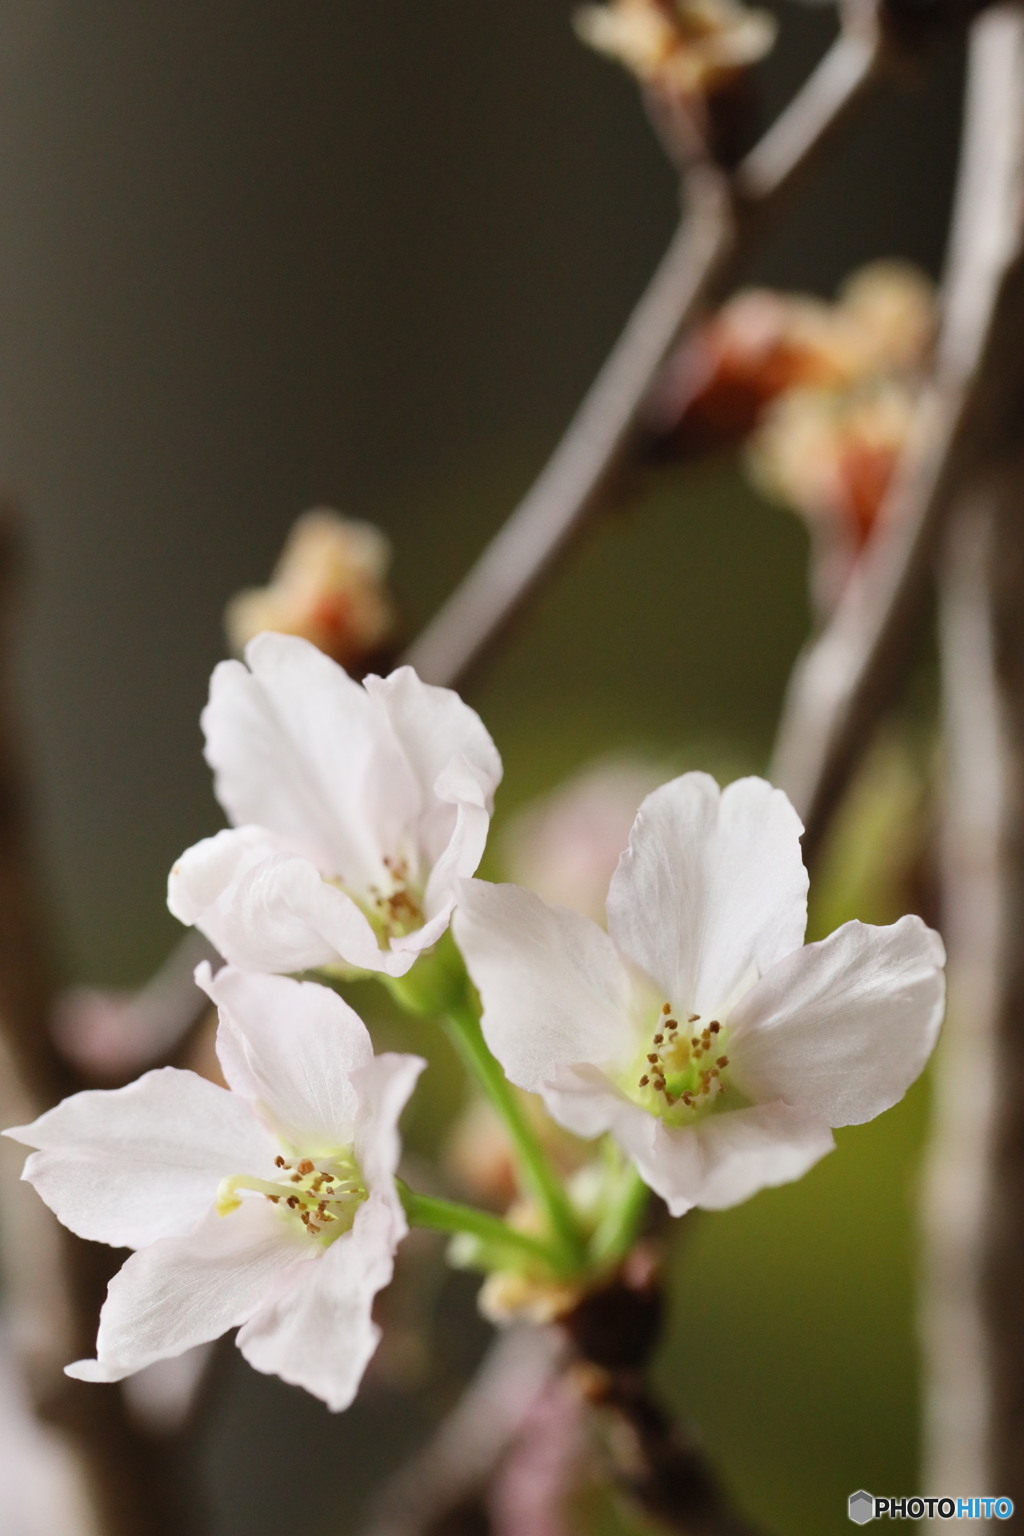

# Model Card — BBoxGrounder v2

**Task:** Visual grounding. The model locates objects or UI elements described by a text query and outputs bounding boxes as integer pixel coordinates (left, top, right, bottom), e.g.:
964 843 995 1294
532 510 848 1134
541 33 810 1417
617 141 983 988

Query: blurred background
0 3 964 1532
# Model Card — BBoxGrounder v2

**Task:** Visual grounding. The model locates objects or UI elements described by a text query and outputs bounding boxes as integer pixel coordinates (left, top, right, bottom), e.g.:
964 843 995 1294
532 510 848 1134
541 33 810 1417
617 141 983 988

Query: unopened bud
748 381 915 548
225 509 398 672
645 261 934 462
575 0 776 98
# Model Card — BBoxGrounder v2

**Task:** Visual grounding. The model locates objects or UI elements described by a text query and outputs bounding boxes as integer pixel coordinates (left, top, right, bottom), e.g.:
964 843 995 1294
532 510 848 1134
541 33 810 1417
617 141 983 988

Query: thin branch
769 2 1024 869
52 929 216 1083
404 26 883 691
360 1327 564 1536
920 488 1002 1500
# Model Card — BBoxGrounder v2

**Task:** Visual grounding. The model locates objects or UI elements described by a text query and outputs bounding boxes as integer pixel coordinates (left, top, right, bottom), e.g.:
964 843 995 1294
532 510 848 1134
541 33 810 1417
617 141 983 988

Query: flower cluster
6 636 945 1407
649 262 935 563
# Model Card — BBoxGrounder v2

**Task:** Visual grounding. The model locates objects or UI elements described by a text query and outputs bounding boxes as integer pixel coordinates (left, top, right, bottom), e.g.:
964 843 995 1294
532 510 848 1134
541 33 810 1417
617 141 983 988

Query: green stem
398 1183 567 1273
443 987 586 1272
588 1160 650 1269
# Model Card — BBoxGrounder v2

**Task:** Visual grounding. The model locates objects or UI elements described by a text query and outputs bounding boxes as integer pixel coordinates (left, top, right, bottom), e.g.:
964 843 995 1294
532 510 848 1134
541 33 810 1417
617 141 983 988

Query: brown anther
653 1033 664 1045
297 1159 315 1176
682 1092 694 1105
290 1174 302 1183
691 1037 700 1048
710 1020 721 1033
639 1075 650 1087
688 1014 700 1023
647 1053 659 1064
662 1003 672 1015
287 1196 299 1209
308 1224 321 1236
717 1056 729 1068
666 1018 678 1032
268 1195 280 1204
300 1211 310 1224
274 1155 286 1168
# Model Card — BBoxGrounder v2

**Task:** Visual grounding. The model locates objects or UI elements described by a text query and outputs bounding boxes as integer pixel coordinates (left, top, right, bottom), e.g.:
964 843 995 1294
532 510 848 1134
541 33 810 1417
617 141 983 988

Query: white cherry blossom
168 633 502 977
455 773 945 1216
4 965 424 1411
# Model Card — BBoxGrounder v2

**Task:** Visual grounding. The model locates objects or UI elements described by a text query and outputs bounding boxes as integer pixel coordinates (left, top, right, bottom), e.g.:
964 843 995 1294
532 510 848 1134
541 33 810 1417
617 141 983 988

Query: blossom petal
607 774 808 1016
530 1070 832 1215
727 915 945 1126
204 634 417 891
236 1193 398 1411
66 1201 309 1382
633 1102 835 1215
351 1052 427 1201
169 830 417 977
5 1069 272 1249
364 666 502 870
198 965 375 1152
454 880 634 1092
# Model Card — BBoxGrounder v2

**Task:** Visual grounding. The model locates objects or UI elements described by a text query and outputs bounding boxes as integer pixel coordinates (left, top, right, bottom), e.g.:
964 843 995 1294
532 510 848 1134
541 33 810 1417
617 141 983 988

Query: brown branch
0 513 203 1536
920 488 1002 1498
404 26 883 692
563 1246 767 1536
922 443 1024 1515
769 2 1024 869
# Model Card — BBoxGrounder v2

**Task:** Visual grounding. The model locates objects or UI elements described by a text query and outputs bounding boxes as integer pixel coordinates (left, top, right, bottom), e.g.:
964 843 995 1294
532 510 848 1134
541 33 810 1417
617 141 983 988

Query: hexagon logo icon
848 1491 875 1524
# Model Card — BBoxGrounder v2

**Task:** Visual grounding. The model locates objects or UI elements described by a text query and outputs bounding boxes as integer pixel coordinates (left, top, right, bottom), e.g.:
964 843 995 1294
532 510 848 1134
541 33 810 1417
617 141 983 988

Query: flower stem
443 986 586 1272
398 1183 569 1273
588 1159 650 1269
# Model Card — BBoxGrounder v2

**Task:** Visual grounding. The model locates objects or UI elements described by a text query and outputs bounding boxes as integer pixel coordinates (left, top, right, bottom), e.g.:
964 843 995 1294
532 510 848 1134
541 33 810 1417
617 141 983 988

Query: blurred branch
360 1327 565 1536
404 25 882 691
0 513 201 1536
362 1242 767 1536
52 928 216 1085
924 437 1024 1516
921 487 1002 1503
770 2 1024 869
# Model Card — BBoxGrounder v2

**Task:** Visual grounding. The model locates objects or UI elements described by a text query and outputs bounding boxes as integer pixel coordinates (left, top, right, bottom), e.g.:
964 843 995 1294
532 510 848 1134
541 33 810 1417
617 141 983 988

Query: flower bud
748 381 916 548
575 0 776 98
224 509 398 672
645 261 934 461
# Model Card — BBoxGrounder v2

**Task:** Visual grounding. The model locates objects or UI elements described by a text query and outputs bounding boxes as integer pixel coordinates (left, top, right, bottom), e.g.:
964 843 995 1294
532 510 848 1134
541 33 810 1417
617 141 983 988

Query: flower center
217 1151 366 1246
365 854 424 939
630 1002 731 1124
327 853 425 947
